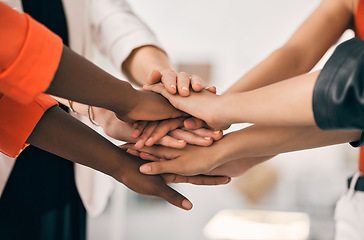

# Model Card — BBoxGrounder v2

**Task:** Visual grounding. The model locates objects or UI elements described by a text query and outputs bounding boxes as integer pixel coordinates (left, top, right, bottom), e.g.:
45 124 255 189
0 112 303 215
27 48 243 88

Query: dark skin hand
46 46 182 123
27 106 230 210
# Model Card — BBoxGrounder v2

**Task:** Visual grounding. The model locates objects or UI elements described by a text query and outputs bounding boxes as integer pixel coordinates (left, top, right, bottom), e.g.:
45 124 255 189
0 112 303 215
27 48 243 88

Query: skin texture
123 124 360 177
27 106 231 210
125 0 361 178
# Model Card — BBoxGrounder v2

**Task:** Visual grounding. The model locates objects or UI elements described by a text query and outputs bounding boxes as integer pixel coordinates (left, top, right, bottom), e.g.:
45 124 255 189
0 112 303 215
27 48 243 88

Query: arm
224 0 352 94
143 72 318 130
123 124 361 176
46 45 181 122
27 106 230 210
91 1 203 95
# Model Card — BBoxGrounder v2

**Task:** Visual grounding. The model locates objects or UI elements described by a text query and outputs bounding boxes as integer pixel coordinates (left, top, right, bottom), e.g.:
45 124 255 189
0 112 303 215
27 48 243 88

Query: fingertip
183 119 195 129
182 199 193 210
139 164 152 174
134 139 144 149
192 82 203 92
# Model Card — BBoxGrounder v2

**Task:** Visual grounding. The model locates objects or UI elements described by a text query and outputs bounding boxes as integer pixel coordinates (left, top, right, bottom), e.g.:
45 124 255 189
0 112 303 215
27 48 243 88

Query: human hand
121 143 224 176
115 149 230 210
147 69 204 96
115 89 183 123
143 83 230 130
205 156 274 178
131 117 223 149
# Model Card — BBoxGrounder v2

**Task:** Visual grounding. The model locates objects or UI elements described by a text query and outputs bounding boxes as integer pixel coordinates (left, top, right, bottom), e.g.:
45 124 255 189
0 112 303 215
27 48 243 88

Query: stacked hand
91 69 232 210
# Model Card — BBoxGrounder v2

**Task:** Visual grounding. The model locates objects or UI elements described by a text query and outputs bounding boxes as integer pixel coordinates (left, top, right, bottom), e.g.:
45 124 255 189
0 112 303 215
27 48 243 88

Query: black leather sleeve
313 38 364 132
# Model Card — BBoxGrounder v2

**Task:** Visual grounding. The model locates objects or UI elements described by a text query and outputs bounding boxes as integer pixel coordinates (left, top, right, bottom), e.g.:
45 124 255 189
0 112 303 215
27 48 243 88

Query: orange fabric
359 148 364 174
0 3 62 157
0 3 63 104
0 94 57 158
355 0 364 173
355 0 364 39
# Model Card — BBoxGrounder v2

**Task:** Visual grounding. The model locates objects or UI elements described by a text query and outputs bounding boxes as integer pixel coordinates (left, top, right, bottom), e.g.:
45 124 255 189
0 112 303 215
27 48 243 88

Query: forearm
52 96 136 143
46 46 138 115
220 71 319 126
122 45 173 85
224 47 315 94
213 125 361 165
26 106 128 179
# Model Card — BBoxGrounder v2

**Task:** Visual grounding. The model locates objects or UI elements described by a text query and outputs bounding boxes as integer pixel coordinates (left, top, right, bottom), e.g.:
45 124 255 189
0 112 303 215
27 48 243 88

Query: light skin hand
143 83 230 130
122 143 223 176
132 117 223 149
147 69 204 96
205 156 274 178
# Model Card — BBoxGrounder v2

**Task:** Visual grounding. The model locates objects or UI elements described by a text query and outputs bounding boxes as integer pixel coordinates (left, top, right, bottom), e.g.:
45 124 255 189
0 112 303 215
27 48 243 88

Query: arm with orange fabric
25 105 230 211
0 3 180 123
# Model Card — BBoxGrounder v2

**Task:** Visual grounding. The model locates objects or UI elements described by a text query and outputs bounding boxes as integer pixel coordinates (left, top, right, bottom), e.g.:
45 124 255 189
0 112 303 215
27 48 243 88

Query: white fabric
334 172 364 240
0 0 162 217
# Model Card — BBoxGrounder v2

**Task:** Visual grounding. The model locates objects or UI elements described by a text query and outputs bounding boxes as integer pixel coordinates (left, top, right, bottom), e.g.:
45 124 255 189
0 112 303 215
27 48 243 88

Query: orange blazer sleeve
0 94 58 158
0 2 63 104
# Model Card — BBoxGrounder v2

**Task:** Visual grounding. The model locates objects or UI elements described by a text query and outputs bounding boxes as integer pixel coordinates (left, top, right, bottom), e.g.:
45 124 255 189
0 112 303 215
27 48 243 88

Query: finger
169 129 213 146
188 128 223 141
161 69 177 94
157 135 186 149
140 160 187 175
145 118 184 146
176 72 191 97
143 83 172 99
146 70 163 85
139 152 161 161
131 121 148 139
183 118 208 130
190 75 203 92
126 148 141 158
157 184 193 210
206 86 217 94
135 122 158 149
164 174 231 186
127 144 180 160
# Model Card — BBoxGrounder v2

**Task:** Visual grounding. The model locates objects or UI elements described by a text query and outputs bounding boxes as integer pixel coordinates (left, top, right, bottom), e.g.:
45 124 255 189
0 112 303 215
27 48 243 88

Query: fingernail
126 148 131 153
194 82 202 86
182 200 193 210
214 131 221 134
178 140 185 143
204 137 212 140
140 164 151 173
182 86 188 92
170 84 176 89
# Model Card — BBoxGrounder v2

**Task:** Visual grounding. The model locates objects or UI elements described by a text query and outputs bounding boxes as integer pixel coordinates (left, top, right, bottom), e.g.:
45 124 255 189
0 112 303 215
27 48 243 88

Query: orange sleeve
0 3 63 104
359 148 364 174
0 94 58 158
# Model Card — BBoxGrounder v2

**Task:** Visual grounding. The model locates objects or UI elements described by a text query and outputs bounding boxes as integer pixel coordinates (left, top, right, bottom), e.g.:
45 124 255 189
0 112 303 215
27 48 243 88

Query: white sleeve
90 0 163 71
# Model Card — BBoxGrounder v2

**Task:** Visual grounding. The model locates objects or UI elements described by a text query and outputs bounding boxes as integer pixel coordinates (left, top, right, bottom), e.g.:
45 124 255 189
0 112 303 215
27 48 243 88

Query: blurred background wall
87 1 359 239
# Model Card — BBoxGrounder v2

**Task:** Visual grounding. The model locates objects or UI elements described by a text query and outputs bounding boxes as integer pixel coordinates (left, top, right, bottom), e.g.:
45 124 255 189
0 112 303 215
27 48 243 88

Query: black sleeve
312 38 364 131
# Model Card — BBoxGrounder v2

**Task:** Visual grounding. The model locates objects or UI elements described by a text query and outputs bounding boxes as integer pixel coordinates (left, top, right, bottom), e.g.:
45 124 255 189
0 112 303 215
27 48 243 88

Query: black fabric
21 0 69 46
347 175 364 191
0 1 86 240
0 146 86 240
313 38 364 130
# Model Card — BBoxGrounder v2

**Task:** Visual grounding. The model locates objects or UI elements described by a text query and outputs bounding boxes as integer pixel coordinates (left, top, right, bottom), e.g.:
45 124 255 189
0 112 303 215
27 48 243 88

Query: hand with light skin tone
122 45 205 96
27 107 231 211
131 117 223 149
122 124 361 177
143 71 319 129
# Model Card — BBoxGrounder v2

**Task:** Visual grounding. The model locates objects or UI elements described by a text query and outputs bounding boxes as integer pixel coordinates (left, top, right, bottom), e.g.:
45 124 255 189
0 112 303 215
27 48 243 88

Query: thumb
146 70 163 85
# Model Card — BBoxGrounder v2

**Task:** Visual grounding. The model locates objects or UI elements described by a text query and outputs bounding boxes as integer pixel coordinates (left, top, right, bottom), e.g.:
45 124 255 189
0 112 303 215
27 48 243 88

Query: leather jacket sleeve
313 38 364 131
